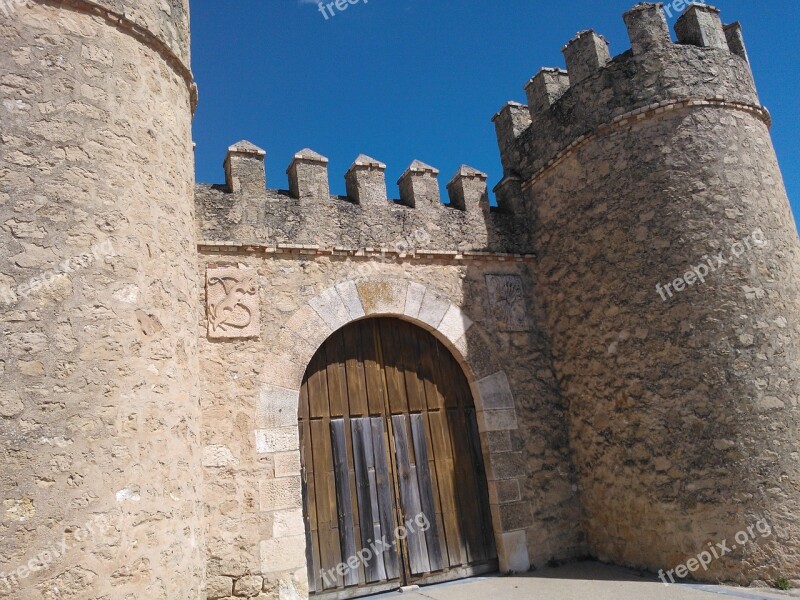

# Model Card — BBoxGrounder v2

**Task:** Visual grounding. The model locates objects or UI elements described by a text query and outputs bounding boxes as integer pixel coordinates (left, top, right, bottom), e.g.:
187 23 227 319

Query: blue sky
191 1 799 223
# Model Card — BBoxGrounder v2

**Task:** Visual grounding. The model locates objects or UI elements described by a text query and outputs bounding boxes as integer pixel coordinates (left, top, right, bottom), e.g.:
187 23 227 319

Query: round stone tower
495 3 800 584
0 1 202 597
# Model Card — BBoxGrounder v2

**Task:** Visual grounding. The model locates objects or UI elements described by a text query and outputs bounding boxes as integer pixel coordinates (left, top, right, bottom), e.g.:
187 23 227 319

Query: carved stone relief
206 266 260 339
486 274 529 332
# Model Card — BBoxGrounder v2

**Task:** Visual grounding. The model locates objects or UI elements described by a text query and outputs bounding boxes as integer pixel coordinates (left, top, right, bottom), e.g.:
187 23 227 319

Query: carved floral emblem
206 267 260 339
486 274 529 332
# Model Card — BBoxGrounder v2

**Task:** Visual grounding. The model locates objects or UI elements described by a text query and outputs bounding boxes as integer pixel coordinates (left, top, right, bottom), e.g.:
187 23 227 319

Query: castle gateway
2 2 800 600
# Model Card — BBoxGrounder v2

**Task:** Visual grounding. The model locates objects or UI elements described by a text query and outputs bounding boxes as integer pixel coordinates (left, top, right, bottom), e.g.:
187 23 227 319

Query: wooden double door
299 318 497 599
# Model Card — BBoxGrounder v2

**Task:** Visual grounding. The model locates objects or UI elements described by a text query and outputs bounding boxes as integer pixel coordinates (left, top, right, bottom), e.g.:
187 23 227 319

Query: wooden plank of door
410 413 445 572
378 321 410 415
438 348 462 410
418 332 444 411
343 322 369 417
298 378 310 420
331 418 359 587
370 416 401 581
391 414 431 576
362 320 389 417
311 418 344 589
361 418 389 583
426 409 465 567
447 408 488 564
308 348 331 419
329 329 368 584
450 352 474 410
465 408 497 559
399 321 427 413
299 419 321 593
351 417 385 584
326 333 349 418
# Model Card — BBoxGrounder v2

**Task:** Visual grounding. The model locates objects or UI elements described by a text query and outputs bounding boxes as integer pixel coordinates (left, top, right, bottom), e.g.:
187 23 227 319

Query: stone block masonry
2 1 799 598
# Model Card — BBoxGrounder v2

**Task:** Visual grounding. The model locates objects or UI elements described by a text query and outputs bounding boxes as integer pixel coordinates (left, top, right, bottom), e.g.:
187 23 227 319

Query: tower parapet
496 2 760 182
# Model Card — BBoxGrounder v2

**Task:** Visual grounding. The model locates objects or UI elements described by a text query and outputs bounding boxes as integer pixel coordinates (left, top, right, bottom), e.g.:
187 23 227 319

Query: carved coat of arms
206 267 260 339
486 274 529 332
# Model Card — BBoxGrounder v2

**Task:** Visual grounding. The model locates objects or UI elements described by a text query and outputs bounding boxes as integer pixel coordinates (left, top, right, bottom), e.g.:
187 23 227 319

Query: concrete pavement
368 562 798 600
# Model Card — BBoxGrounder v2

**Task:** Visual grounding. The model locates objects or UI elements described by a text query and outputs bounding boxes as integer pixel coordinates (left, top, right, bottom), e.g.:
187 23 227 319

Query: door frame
299 318 498 597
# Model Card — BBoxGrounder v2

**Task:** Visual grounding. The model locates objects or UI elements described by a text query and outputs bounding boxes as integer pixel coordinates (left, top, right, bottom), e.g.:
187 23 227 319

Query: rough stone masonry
1 1 799 599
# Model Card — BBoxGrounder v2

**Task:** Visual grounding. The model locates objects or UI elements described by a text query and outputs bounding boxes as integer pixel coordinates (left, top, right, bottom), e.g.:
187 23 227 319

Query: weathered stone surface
234 574 263 597
0 2 203 598
274 451 301 478
259 478 302 512
260 536 307 574
497 530 531 574
256 428 300 454
6 2 797 596
357 279 408 315
207 575 234 599
477 372 516 410
257 385 300 429
437 304 473 343
272 508 305 539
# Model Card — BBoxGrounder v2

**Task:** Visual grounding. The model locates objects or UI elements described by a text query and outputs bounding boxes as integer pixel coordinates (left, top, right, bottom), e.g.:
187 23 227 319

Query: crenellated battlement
196 142 529 253
495 3 763 184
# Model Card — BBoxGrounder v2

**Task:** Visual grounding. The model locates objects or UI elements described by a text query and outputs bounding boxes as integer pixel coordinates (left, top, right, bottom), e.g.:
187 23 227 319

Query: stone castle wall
0 1 203 598
495 3 800 584
2 1 799 598
195 145 528 254
194 140 584 594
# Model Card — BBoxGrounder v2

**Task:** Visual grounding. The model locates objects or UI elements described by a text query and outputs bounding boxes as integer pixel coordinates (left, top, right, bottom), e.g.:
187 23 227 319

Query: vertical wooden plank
418 411 450 572
331 419 359 586
426 410 465 568
391 414 431 575
311 418 343 589
299 419 321 592
307 348 331 419
400 322 427 413
351 418 385 584
326 334 349 418
379 321 410 415
465 408 497 559
418 333 444 411
343 323 369 417
410 414 444 572
361 420 388 583
447 409 488 564
450 351 474 410
370 417 401 581
298 378 310 420
362 320 389 417
439 348 465 408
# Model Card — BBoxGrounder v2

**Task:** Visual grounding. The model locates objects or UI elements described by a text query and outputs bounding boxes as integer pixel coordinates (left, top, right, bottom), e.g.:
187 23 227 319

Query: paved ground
369 562 799 600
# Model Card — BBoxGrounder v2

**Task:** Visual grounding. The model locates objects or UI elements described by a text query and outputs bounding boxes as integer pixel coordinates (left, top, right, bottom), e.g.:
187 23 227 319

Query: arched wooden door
299 318 497 599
